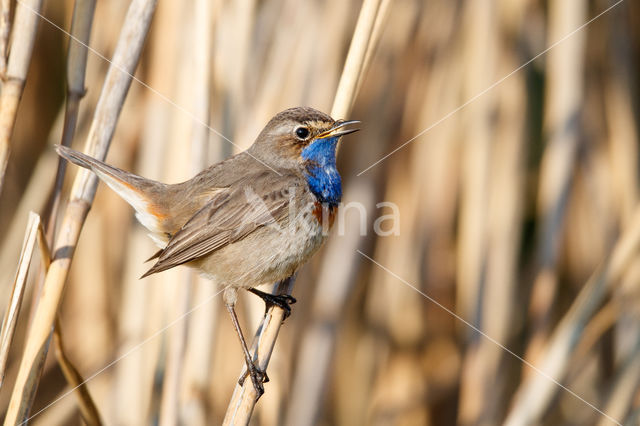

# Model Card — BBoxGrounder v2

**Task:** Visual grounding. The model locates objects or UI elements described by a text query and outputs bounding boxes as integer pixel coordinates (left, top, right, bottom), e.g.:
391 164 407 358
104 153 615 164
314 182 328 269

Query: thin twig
4 1 158 423
52 316 103 426
222 278 295 425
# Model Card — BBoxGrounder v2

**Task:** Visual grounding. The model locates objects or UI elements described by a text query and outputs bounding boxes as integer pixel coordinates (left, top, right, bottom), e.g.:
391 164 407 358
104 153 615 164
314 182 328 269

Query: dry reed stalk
330 0 381 119
113 230 160 424
0 212 40 388
505 204 640 425
282 3 392 424
223 3 384 422
456 1 498 422
363 166 426 423
525 0 587 367
360 4 460 421
0 0 9 76
222 277 294 425
159 281 191 426
45 0 96 240
52 317 102 426
307 0 352 110
0 0 42 194
627 408 640 426
30 393 77 426
354 0 391 98
31 4 97 384
0 147 57 302
4 1 157 422
226 0 255 126
211 0 256 150
181 275 221 424
468 46 527 424
157 4 192 423
604 3 638 227
360 25 443 412
179 1 219 424
111 2 175 422
405 17 461 424
455 0 496 320
571 299 620 366
158 2 213 422
244 2 341 409
596 337 640 426
236 5 329 415
246 0 310 143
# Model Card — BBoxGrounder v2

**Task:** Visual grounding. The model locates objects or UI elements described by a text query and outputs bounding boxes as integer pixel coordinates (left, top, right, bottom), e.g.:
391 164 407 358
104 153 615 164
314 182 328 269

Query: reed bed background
0 0 639 425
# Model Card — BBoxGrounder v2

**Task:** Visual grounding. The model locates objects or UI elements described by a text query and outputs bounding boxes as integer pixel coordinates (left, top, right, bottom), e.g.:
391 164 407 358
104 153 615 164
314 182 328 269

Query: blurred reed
1 0 639 425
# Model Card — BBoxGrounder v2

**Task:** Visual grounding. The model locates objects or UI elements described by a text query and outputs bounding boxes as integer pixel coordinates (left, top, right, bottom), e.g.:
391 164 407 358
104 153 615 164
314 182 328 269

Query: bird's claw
239 361 269 398
268 294 297 319
249 289 297 320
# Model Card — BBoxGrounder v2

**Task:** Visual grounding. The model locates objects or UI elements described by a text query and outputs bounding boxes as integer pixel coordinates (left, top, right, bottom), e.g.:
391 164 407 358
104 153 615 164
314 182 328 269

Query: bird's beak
317 120 361 139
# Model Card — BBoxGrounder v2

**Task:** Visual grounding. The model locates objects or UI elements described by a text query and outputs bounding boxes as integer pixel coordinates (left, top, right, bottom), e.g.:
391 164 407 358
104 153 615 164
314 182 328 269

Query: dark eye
295 127 310 140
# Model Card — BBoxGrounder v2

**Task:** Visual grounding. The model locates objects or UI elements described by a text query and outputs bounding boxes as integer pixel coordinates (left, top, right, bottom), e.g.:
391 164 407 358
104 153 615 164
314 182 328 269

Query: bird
56 106 359 398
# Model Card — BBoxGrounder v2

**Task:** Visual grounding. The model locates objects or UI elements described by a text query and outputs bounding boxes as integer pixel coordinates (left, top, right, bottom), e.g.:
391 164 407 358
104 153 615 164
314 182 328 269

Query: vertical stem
45 0 97 241
0 212 40 387
0 0 42 194
223 0 385 423
330 0 381 119
526 0 587 368
3 1 157 423
222 278 295 426
0 0 10 77
180 0 219 423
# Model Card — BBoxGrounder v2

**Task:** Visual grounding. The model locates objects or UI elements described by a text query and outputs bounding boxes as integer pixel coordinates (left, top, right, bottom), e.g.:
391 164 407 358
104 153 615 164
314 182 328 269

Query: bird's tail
55 145 172 245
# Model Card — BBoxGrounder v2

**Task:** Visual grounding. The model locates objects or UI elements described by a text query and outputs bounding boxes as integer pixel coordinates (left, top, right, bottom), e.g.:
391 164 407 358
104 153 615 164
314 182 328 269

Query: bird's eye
295 127 310 140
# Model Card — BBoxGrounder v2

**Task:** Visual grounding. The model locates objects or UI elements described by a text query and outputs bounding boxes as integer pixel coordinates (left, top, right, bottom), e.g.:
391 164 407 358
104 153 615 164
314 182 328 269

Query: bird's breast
304 165 342 207
301 136 342 206
311 201 337 228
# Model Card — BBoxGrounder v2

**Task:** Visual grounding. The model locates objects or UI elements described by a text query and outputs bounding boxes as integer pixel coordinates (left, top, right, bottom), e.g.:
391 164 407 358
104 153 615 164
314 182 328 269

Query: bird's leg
224 288 268 399
248 287 297 320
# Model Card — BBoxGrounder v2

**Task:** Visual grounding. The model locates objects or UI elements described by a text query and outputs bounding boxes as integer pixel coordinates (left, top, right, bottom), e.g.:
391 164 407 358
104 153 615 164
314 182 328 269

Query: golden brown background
1 0 640 425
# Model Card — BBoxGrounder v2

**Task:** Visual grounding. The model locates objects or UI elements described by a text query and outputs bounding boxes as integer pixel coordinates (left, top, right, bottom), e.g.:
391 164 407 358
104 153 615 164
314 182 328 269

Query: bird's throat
301 137 342 207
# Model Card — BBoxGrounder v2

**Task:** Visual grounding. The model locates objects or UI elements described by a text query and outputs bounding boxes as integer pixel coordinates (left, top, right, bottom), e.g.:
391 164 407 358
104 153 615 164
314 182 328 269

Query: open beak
317 120 361 139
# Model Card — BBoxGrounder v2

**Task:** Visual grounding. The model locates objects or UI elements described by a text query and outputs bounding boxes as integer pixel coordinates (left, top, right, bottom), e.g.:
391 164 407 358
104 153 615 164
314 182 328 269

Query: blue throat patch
301 136 342 207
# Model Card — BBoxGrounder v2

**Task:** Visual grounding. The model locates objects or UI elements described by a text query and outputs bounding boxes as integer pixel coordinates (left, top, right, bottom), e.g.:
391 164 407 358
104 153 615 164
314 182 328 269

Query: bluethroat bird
56 106 359 397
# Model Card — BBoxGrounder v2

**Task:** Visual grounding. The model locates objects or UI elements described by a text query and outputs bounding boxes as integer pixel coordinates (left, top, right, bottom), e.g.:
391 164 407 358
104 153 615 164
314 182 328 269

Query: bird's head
249 107 359 206
249 107 359 170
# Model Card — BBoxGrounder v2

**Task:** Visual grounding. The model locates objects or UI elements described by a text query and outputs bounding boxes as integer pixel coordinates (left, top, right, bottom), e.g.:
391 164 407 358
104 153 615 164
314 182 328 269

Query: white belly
190 202 329 288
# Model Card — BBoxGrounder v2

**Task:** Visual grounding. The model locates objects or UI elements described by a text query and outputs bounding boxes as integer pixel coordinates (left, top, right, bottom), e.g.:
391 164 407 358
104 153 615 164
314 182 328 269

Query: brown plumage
56 106 359 397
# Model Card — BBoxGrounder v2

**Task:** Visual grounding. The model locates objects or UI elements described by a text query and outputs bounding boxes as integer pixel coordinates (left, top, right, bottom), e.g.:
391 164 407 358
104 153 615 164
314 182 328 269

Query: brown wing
141 173 299 277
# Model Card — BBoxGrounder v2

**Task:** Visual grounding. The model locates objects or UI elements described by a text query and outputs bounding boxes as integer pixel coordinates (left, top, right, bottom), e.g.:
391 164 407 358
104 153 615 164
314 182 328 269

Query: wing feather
141 173 298 277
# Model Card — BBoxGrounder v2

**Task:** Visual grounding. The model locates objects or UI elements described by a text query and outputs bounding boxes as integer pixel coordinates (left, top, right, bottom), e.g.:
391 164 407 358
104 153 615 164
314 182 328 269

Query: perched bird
56 106 359 397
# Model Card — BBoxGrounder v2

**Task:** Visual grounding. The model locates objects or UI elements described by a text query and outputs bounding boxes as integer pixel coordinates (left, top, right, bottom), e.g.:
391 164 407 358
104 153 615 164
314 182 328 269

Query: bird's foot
249 288 297 320
239 360 269 399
